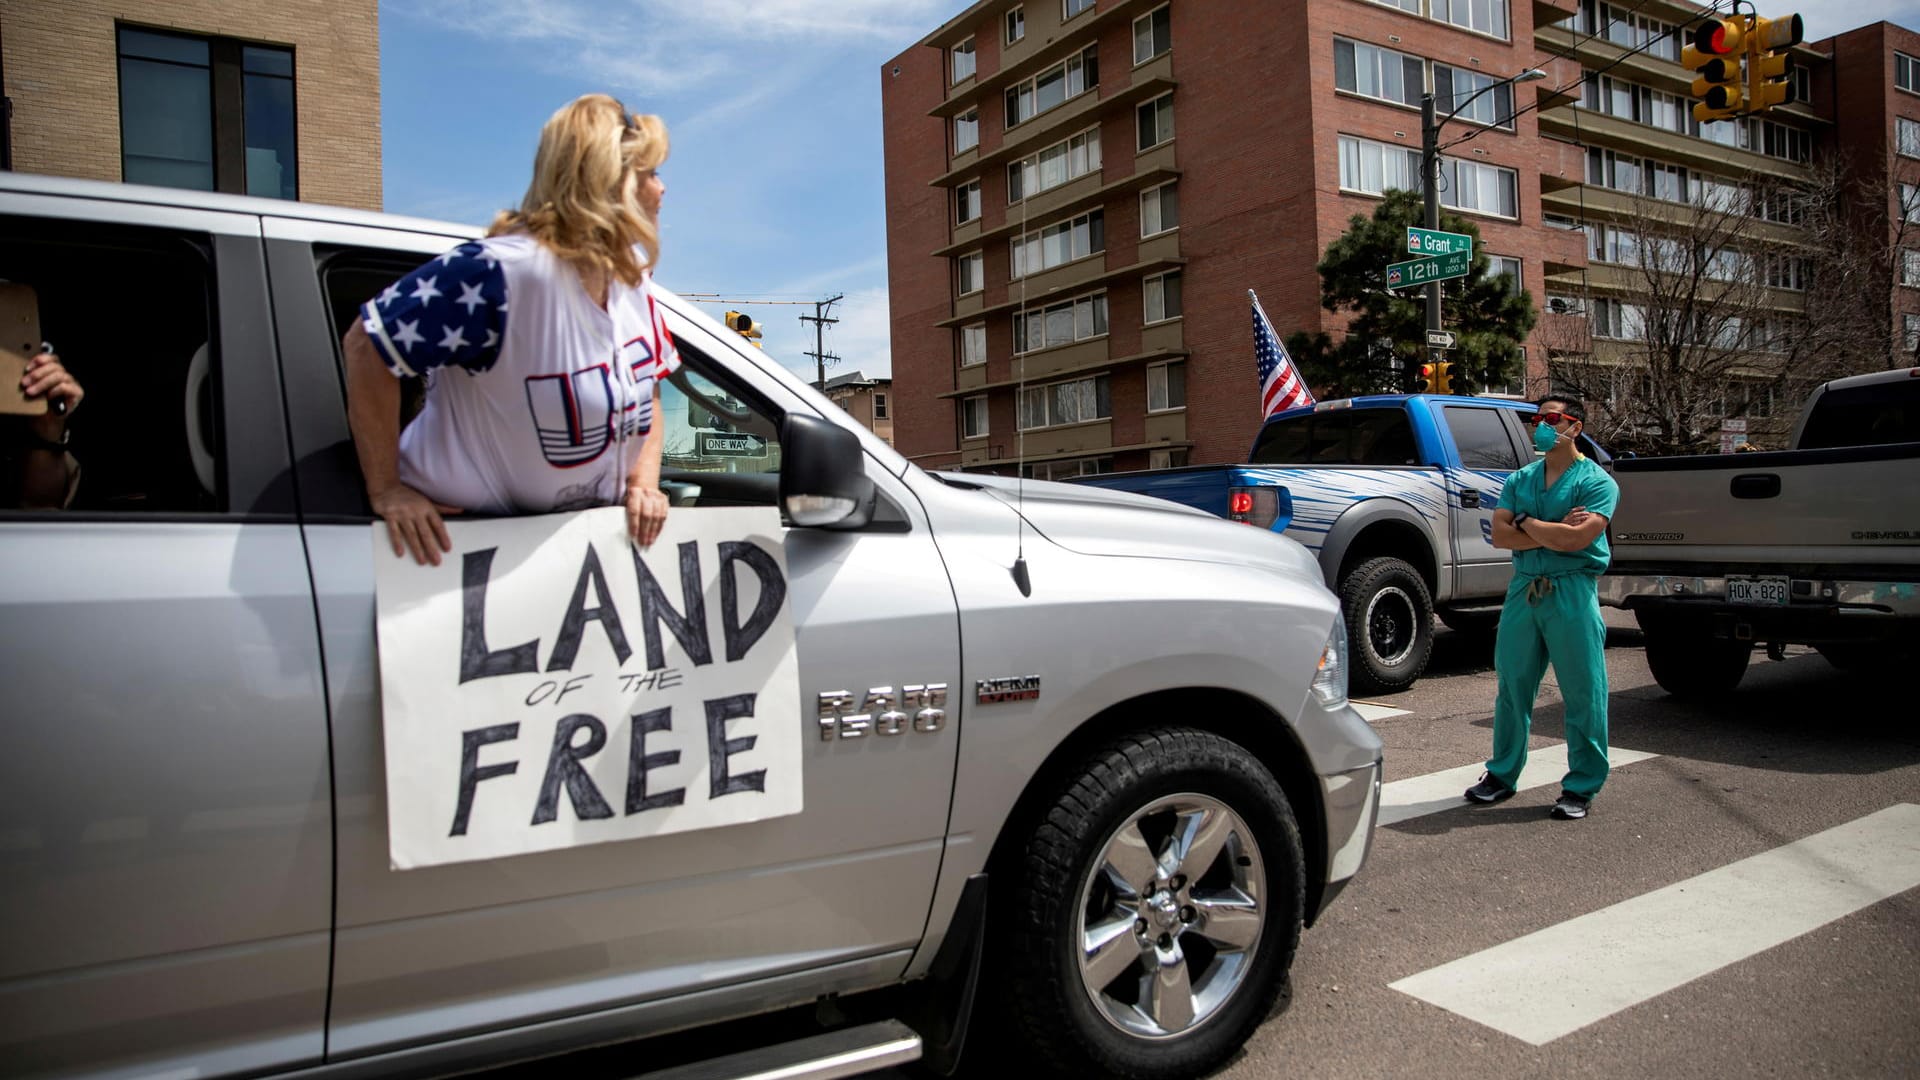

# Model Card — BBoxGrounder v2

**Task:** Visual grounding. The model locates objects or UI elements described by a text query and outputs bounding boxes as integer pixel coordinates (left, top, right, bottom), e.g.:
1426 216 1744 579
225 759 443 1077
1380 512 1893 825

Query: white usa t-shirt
360 234 681 514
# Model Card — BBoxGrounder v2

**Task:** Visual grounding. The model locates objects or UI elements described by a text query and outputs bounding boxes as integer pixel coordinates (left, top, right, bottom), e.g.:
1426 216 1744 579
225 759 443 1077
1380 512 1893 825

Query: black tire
1641 618 1750 697
1437 609 1501 635
1340 556 1433 695
1000 728 1305 1080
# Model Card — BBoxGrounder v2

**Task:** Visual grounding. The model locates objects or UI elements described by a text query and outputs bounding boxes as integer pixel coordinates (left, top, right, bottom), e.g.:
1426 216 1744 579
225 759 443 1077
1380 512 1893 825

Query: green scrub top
1497 454 1620 578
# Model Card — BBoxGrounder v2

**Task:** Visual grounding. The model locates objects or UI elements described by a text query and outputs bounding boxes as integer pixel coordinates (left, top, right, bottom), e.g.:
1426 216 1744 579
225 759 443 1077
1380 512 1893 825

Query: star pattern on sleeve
456 281 487 315
439 325 470 352
392 319 425 352
410 275 443 305
378 283 401 308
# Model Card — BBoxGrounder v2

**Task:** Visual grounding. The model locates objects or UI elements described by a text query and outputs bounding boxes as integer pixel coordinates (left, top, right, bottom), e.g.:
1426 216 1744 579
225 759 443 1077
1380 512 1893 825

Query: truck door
267 220 961 1062
1438 404 1527 599
0 204 332 1078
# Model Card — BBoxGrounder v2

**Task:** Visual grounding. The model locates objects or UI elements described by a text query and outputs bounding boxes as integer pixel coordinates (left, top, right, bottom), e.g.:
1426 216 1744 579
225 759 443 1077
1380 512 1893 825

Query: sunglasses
1529 412 1578 428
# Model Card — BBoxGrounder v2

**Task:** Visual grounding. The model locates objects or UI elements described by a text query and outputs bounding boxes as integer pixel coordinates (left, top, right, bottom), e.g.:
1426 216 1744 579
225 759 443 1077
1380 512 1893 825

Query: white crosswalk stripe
1377 743 1659 827
1389 803 1920 1045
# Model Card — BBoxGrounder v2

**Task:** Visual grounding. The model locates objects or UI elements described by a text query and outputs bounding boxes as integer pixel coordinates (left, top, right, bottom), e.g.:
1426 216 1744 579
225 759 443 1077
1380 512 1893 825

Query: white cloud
1801 2 1920 41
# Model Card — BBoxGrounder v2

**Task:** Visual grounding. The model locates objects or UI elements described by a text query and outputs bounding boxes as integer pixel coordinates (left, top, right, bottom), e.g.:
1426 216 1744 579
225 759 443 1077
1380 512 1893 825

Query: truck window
1795 382 1920 449
1 216 224 513
1443 406 1523 471
1251 409 1413 465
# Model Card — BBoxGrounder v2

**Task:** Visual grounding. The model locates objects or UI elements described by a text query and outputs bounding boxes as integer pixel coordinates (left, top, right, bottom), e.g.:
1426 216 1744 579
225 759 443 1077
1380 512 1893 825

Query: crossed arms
1491 506 1609 552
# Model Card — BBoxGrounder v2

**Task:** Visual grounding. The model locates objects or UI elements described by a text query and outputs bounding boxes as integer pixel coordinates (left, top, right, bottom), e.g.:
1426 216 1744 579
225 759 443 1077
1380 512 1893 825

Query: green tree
1285 189 1536 397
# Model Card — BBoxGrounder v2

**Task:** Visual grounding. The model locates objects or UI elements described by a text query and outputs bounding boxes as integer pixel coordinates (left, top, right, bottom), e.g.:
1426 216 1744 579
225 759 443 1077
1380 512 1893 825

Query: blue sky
380 1 1920 382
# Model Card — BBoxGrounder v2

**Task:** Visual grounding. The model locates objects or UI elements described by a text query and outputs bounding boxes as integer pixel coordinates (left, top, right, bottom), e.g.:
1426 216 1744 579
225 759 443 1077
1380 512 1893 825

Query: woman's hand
626 482 669 548
21 350 83 443
370 483 462 566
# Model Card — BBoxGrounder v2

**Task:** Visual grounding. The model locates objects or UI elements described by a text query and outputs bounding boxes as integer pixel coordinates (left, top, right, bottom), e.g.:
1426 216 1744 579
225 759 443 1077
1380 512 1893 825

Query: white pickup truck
1599 368 1920 695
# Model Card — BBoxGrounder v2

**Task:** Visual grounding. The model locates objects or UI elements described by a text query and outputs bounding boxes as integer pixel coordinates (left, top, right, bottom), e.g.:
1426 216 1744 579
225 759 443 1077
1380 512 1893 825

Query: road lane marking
1352 701 1411 723
1377 744 1659 827
1389 803 1920 1045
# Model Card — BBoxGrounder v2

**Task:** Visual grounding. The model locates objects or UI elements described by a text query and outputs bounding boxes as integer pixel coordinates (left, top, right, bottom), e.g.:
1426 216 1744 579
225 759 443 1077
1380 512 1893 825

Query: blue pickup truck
1077 394 1610 694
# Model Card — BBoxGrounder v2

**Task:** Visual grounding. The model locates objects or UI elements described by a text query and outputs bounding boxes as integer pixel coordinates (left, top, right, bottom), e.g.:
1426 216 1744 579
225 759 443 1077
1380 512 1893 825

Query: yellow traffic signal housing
1685 15 1748 122
1747 14 1805 113
1417 361 1453 394
722 310 764 348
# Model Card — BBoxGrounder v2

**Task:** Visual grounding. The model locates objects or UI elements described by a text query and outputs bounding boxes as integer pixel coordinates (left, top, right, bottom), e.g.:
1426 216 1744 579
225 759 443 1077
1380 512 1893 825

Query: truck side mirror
779 412 876 529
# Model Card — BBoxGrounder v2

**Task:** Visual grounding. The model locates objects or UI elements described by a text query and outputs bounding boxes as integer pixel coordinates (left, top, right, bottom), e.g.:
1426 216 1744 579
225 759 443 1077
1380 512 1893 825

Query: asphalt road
493 613 1920 1079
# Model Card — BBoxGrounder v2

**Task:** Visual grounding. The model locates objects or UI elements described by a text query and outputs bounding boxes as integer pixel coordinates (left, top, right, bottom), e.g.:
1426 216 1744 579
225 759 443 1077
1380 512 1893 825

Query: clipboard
0 283 47 416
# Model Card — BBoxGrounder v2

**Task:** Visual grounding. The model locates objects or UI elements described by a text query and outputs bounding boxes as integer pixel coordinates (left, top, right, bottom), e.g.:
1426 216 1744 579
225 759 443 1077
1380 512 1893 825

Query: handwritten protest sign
374 506 800 869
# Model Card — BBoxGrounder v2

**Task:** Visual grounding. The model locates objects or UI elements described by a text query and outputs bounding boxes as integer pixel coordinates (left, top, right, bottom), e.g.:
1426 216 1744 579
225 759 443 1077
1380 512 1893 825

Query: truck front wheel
1000 728 1304 1079
1641 616 1751 697
1340 556 1434 695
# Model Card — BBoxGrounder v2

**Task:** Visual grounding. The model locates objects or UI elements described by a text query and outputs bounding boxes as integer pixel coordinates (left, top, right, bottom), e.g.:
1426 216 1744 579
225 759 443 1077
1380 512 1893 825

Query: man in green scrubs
1465 396 1620 820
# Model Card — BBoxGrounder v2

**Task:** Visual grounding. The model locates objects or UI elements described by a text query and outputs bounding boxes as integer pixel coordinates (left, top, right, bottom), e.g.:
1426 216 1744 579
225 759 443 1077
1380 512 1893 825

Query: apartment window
1585 222 1639 266
1140 181 1179 236
956 251 984 295
1371 0 1422 12
1338 134 1421 196
1007 6 1026 43
1024 456 1113 480
1906 314 1920 352
1134 5 1171 64
1902 184 1920 224
1586 147 1644 195
872 393 889 420
1696 115 1745 147
1144 270 1183 323
1591 298 1644 341
961 323 987 366
1757 120 1811 164
954 109 979 154
1064 0 1096 19
1433 0 1509 40
952 39 976 84
1649 162 1686 203
1147 360 1186 412
1007 126 1101 202
1020 374 1111 429
1901 118 1920 159
1011 209 1105 278
1581 2 1674 59
1690 174 1746 213
962 395 989 438
1013 292 1109 352
118 26 297 199
1898 52 1920 93
1580 73 1685 134
1437 158 1518 218
955 180 982 224
1488 255 1522 294
1435 64 1515 128
1792 66 1811 104
1334 38 1424 109
1904 250 1920 287
1137 93 1175 150
1148 448 1190 469
1006 44 1098 128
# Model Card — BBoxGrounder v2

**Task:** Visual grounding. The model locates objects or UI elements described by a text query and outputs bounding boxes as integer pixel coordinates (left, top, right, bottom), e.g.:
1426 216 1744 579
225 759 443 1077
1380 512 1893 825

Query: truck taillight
1228 486 1282 529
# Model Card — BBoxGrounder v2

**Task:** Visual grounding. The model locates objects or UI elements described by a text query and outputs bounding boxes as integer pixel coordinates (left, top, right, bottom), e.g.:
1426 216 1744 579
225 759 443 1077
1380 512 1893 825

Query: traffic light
1684 15 1749 122
722 310 763 348
1418 361 1454 394
1747 14 1804 113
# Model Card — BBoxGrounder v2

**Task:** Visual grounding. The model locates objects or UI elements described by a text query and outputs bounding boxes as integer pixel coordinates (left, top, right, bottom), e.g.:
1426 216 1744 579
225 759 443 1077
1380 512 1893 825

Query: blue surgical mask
1533 421 1561 453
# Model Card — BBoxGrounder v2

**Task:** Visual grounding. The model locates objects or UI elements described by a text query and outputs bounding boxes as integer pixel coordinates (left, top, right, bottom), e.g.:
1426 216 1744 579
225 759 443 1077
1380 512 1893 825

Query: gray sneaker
1551 791 1592 819
1464 773 1514 804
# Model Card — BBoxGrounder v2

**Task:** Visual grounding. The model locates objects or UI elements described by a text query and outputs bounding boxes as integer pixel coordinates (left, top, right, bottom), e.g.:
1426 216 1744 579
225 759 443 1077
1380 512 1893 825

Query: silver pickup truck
0 174 1382 1080
1601 368 1920 695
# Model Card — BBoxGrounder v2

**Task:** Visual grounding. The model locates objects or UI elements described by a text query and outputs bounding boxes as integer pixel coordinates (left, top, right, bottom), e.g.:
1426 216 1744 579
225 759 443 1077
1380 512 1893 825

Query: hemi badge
977 676 1041 704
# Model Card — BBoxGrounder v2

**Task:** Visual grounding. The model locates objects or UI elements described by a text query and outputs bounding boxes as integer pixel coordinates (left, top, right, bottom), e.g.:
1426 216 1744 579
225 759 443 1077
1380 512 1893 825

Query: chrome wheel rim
1075 793 1265 1040
1365 586 1418 666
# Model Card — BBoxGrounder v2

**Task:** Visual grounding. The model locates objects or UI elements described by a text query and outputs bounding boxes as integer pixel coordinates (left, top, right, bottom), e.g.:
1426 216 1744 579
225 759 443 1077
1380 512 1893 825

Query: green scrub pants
1486 572 1610 798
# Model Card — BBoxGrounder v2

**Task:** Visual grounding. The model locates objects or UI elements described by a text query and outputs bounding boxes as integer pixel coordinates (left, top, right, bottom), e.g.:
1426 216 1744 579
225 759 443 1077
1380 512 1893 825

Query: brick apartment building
881 0 1900 473
0 0 381 211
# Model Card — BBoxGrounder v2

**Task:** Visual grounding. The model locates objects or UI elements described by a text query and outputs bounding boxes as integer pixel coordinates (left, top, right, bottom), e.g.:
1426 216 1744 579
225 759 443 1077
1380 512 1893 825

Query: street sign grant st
1406 226 1473 256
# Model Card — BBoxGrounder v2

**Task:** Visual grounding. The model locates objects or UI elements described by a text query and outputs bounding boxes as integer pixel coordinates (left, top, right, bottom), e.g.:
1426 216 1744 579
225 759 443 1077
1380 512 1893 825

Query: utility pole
799 293 844 389
1420 91 1443 377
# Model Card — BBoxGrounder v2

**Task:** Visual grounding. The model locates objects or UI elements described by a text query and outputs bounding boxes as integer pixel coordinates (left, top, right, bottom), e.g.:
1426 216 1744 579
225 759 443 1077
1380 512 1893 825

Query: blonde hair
488 94 668 287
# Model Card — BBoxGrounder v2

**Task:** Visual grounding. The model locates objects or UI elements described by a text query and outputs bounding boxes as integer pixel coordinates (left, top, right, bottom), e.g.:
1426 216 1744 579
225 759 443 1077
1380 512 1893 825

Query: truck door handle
1730 474 1780 499
1459 490 1481 509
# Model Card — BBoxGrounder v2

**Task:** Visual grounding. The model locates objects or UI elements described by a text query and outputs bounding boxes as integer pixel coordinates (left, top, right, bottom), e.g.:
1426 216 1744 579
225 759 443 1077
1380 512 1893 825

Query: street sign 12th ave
1385 248 1472 290
1406 226 1473 257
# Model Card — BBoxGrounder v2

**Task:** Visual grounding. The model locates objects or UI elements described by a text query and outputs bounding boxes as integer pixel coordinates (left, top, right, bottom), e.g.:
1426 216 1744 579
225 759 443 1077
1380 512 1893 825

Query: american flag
1252 289 1313 418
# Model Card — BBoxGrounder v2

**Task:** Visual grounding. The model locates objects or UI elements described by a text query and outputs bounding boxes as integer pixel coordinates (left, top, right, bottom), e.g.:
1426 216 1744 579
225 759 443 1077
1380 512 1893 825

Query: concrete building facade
1 0 381 211
823 370 897 446
883 0 1888 471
